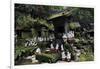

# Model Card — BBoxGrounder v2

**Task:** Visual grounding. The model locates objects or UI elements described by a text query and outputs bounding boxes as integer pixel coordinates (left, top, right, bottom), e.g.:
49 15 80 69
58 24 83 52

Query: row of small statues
25 43 81 63
24 31 74 46
24 31 81 63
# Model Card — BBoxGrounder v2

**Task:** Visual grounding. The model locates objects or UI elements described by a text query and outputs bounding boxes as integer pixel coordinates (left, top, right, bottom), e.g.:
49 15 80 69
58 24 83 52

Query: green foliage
36 53 60 63
79 53 94 61
34 18 54 30
72 8 94 23
75 32 81 38
15 46 37 60
16 15 34 29
16 39 25 46
15 4 94 64
64 43 74 53
69 22 80 30
16 14 54 34
31 28 38 37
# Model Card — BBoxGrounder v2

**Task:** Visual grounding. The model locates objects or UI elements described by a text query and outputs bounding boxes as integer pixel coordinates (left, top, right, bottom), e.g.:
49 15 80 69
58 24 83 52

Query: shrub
79 52 94 61
36 53 60 63
15 46 37 60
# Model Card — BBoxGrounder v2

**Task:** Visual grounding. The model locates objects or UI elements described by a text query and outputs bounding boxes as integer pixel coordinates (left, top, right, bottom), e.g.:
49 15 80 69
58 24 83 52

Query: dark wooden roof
47 8 78 20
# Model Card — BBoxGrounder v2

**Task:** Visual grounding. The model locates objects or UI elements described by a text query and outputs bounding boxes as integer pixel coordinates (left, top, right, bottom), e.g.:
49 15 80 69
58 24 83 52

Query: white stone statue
66 51 71 61
55 43 59 50
36 48 41 54
30 40 33 45
67 31 74 38
62 34 67 38
76 50 81 56
75 49 81 61
24 55 38 63
32 42 37 46
38 37 43 42
50 43 54 49
61 51 67 60
62 34 67 42
25 42 28 47
31 55 38 63
25 56 32 60
61 44 64 51
25 38 37 46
